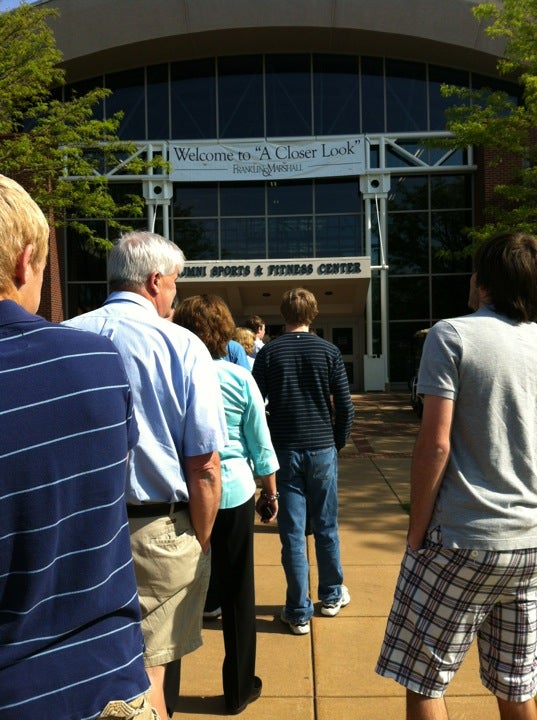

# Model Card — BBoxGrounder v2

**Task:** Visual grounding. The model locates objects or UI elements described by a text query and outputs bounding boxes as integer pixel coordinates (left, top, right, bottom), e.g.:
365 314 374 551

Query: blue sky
1 0 38 10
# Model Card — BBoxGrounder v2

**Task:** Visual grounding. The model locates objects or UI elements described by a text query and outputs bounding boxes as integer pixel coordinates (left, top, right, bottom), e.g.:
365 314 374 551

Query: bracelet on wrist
260 491 279 502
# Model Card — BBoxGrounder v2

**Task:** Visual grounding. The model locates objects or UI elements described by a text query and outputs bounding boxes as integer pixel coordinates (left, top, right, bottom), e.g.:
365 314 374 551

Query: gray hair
107 231 185 288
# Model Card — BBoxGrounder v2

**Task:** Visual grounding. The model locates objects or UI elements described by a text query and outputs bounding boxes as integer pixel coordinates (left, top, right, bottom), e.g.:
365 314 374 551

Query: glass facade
170 177 362 261
64 54 517 383
65 55 514 141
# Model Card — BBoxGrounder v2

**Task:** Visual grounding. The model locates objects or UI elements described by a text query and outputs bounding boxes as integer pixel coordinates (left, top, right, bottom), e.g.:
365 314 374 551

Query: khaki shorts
129 508 211 667
97 691 158 719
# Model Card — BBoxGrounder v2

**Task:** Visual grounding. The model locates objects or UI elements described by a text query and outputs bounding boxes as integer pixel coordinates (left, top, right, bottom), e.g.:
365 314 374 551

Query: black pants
210 495 257 713
164 659 181 717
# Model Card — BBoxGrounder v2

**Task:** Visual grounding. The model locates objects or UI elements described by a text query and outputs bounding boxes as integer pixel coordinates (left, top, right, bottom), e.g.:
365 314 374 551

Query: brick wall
475 147 522 226
39 217 65 322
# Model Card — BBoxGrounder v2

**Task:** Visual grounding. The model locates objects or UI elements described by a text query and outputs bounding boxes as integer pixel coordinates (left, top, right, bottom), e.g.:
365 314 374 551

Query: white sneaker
320 585 350 617
280 608 310 635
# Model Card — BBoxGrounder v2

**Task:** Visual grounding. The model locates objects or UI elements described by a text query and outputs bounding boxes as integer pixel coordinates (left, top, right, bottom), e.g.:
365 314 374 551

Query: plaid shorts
375 534 537 701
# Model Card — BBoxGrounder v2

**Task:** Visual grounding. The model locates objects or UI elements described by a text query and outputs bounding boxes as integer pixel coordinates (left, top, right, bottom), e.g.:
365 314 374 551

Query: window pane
218 55 263 138
174 183 217 217
361 57 385 133
432 274 472 320
66 222 107 281
147 64 170 139
313 55 359 135
220 182 265 216
268 217 313 258
369 144 380 169
431 175 472 209
389 175 428 211
431 211 473 273
371 276 381 324
371 320 382 356
105 68 146 140
315 216 362 257
386 140 427 169
315 178 360 213
332 328 353 354
429 65 469 131
266 54 312 137
389 276 429 320
67 77 104 120
171 59 216 139
389 321 429 383
108 182 144 208
388 212 429 274
472 73 521 102
268 180 312 215
386 60 427 132
429 147 469 166
174 218 218 260
221 218 265 259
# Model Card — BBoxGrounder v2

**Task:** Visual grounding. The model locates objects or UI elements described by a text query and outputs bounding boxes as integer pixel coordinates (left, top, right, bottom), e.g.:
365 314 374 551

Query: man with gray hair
65 231 228 720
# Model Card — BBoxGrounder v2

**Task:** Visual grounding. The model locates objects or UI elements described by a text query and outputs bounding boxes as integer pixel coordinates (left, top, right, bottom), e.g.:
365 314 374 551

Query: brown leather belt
126 501 188 518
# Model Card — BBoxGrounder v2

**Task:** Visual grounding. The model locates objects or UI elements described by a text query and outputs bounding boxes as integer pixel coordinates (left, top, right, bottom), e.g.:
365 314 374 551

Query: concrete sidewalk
172 392 498 720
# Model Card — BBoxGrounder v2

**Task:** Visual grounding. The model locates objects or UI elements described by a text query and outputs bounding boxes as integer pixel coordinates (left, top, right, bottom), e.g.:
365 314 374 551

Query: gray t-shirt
418 305 537 550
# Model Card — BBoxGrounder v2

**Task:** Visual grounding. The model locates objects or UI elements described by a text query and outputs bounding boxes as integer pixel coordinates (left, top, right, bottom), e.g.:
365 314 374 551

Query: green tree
441 0 537 243
0 2 150 246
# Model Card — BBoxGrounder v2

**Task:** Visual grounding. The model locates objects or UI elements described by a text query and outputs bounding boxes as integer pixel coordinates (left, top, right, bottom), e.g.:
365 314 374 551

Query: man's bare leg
146 665 167 720
497 697 537 720
407 690 449 720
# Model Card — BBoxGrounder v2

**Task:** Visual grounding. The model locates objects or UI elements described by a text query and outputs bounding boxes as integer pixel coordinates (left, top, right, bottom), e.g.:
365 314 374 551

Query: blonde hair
0 175 49 293
234 326 255 356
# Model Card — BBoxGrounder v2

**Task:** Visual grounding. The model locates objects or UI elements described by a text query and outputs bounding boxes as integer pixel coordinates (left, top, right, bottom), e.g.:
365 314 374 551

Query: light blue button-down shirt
64 292 228 503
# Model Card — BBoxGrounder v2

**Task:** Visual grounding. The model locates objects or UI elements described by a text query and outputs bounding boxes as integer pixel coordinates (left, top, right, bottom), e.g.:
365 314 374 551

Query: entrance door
313 319 363 392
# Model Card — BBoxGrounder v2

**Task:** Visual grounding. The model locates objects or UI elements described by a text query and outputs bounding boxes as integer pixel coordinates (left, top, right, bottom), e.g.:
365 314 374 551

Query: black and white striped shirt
252 331 354 450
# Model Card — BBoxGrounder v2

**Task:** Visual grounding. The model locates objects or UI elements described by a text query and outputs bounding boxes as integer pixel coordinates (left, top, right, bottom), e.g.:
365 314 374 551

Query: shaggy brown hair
173 294 235 358
280 287 319 326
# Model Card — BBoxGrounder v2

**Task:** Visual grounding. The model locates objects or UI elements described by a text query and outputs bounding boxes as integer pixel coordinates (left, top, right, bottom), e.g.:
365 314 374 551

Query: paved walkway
172 392 498 720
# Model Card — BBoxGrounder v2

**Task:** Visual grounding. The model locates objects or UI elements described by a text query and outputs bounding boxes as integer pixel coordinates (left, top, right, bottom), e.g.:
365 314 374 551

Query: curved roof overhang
44 0 506 81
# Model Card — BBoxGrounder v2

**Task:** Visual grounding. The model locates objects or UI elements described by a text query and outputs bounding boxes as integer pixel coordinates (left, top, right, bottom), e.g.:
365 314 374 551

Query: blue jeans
276 447 343 623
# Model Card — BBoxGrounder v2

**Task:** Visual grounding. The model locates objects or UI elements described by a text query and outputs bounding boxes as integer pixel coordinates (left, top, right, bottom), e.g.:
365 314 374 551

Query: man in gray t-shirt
376 232 537 720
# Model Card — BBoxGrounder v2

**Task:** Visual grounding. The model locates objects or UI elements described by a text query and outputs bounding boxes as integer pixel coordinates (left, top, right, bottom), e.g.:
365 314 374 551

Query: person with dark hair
174 294 279 715
65 232 228 720
252 287 354 636
376 232 537 720
472 231 537 322
244 314 266 359
0 176 154 719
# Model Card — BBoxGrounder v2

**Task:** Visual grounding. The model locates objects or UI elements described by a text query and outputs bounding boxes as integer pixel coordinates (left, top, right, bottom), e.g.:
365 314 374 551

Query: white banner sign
170 136 365 182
